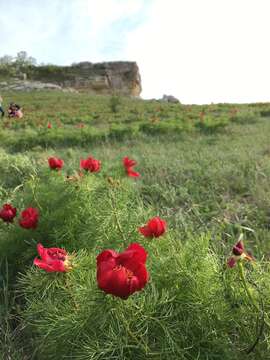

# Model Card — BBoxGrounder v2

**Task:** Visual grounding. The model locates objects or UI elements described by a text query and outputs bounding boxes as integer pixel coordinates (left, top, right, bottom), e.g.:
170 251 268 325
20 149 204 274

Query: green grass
0 91 270 359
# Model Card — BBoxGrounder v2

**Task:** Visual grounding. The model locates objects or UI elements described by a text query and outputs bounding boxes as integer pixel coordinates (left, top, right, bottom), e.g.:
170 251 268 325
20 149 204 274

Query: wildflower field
1 91 270 359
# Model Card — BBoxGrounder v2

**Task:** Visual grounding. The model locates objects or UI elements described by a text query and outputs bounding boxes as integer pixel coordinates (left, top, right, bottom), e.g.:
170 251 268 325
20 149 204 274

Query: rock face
161 94 180 103
0 80 78 93
27 61 142 96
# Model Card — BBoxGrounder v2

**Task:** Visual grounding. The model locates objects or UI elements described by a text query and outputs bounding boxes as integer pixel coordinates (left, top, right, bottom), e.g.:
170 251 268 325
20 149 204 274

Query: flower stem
237 261 270 353
31 176 43 211
108 189 127 246
238 262 270 328
237 262 260 312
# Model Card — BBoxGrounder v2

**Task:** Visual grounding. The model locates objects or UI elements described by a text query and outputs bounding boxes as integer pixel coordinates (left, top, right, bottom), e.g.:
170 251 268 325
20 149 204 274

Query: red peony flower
80 156 101 172
34 243 72 272
122 156 140 178
139 216 167 238
126 167 140 178
227 236 253 268
48 157 64 170
0 203 17 223
19 207 39 229
47 122 52 129
123 157 137 169
97 243 149 299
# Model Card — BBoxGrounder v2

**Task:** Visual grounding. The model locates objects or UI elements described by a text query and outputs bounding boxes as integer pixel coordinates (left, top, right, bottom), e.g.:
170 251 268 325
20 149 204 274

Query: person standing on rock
0 95 5 117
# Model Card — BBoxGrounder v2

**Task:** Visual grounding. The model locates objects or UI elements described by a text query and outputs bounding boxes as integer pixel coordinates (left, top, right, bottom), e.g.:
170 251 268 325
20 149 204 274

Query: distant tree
27 56 37 66
15 51 37 66
39 62 56 66
0 55 14 65
15 51 27 65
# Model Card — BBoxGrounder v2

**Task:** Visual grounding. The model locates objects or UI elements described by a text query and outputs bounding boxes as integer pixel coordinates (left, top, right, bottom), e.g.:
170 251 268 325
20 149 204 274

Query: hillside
1 92 270 359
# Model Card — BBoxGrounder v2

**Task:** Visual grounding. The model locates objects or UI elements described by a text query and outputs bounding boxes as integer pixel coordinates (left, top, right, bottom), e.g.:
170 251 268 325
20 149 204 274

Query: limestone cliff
25 61 142 96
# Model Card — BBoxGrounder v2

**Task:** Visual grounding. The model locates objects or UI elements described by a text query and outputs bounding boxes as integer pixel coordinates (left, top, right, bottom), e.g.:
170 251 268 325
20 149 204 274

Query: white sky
1 0 270 104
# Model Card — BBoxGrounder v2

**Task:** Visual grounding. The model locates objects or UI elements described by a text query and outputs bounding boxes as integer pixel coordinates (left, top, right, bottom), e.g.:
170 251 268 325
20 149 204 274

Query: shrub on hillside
109 95 121 113
230 111 258 124
260 109 270 117
139 122 185 135
195 116 229 133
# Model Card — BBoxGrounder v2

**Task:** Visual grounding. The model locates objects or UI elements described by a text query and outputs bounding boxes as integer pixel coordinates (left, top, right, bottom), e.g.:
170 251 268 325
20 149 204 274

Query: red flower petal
37 243 48 261
123 157 136 168
139 217 166 238
97 268 114 290
80 159 87 168
0 203 17 222
34 258 66 272
227 257 237 268
96 243 149 299
96 249 118 266
34 258 53 272
125 243 148 264
34 244 70 273
19 208 39 229
129 276 140 294
127 168 140 177
132 263 149 289
232 240 244 256
149 217 166 237
80 157 101 172
97 259 118 280
48 157 64 170
139 225 153 237
98 266 130 299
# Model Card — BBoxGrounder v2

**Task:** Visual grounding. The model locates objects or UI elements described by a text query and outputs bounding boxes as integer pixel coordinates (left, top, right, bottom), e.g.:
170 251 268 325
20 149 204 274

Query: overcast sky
1 0 270 104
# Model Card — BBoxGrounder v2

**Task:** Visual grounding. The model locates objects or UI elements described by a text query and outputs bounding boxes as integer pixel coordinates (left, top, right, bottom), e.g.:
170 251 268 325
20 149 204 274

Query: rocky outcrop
26 61 142 96
161 94 180 103
0 80 78 93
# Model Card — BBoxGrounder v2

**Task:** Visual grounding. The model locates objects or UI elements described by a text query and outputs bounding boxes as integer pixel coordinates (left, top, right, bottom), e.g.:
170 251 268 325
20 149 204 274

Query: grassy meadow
0 91 270 359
